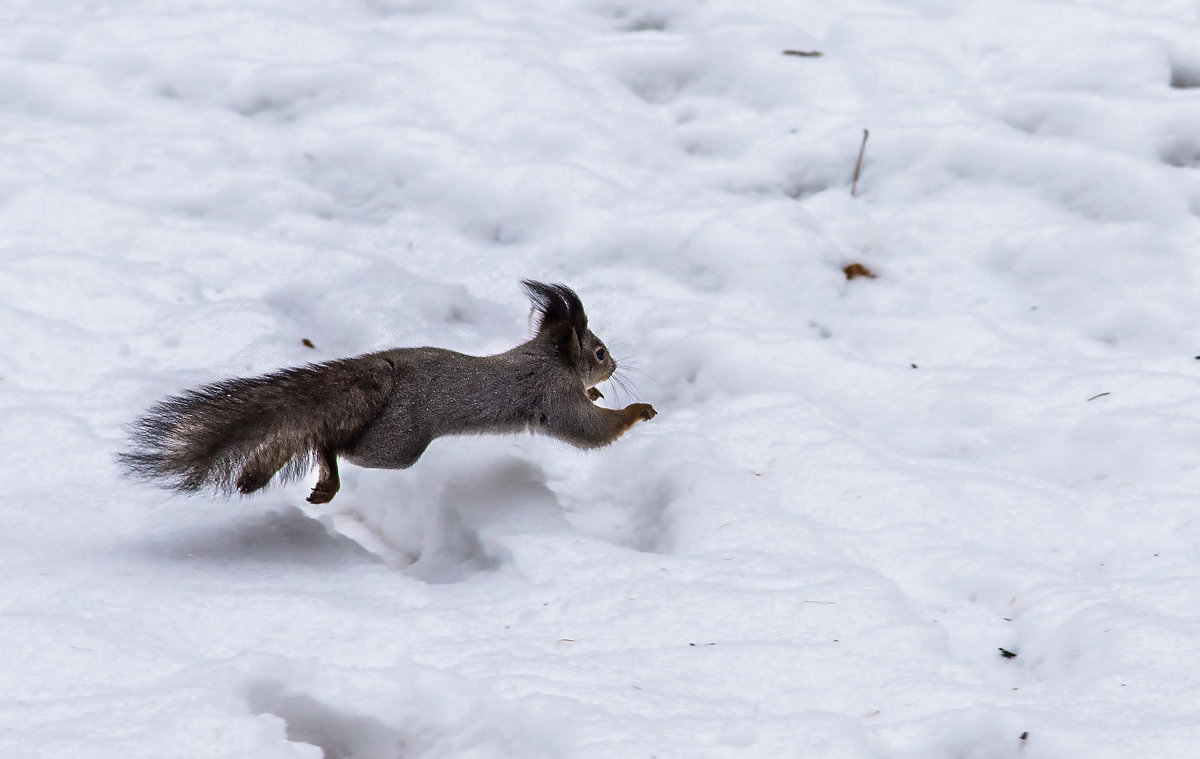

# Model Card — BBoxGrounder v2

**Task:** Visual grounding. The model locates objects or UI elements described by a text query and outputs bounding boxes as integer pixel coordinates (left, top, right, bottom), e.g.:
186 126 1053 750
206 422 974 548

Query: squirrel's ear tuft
522 280 588 338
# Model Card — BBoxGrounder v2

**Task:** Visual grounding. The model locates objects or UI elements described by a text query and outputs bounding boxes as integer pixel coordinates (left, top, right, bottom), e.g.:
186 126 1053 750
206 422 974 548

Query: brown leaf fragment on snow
843 262 876 280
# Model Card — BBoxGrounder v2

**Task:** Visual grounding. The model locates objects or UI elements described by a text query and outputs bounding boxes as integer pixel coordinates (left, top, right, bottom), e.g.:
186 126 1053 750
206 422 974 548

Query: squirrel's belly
340 412 430 470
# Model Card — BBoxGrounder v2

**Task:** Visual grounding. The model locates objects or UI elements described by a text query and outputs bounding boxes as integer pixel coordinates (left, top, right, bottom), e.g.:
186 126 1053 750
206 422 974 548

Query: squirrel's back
342 344 563 469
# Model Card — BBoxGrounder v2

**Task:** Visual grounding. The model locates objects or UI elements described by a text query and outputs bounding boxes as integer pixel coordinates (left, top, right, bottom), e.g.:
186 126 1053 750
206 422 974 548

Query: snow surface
3 0 1200 756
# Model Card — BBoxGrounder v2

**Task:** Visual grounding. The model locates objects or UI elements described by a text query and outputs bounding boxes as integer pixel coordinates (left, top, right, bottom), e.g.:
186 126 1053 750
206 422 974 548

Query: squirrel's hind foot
306 447 341 504
306 481 339 504
236 469 274 495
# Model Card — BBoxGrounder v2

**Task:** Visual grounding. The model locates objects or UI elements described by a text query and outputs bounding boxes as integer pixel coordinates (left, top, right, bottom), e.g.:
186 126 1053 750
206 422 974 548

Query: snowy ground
3 0 1200 756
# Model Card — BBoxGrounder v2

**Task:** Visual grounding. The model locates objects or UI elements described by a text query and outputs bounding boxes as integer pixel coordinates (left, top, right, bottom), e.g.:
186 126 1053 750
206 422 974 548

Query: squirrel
120 281 657 505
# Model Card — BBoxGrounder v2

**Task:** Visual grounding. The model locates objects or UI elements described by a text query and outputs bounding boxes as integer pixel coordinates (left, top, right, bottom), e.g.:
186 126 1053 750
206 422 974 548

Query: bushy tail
120 354 394 496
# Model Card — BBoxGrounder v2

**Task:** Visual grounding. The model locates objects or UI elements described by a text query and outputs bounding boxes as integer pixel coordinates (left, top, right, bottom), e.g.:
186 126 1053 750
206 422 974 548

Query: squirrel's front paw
626 403 657 421
587 387 604 401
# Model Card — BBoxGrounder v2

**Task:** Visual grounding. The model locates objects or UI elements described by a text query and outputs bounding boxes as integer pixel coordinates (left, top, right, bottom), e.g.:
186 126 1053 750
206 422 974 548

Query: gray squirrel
121 281 657 504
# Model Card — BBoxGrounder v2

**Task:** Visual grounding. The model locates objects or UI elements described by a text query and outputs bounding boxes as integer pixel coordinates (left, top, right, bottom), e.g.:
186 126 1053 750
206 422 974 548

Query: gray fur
121 281 656 504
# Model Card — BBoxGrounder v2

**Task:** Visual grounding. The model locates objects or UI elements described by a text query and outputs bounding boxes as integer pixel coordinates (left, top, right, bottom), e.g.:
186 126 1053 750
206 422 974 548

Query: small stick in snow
851 129 869 197
1086 392 1111 401
783 49 823 57
998 647 1018 659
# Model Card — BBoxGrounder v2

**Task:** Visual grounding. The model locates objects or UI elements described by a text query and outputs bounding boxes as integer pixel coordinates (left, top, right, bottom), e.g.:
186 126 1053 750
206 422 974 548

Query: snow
3 0 1200 756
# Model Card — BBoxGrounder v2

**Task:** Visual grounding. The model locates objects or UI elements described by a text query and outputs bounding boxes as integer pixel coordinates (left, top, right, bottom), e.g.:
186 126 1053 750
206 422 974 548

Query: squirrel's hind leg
306 446 340 504
237 446 291 495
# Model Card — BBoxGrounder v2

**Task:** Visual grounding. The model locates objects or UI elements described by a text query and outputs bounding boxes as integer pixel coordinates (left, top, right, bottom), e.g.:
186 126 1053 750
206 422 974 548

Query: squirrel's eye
595 347 607 361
